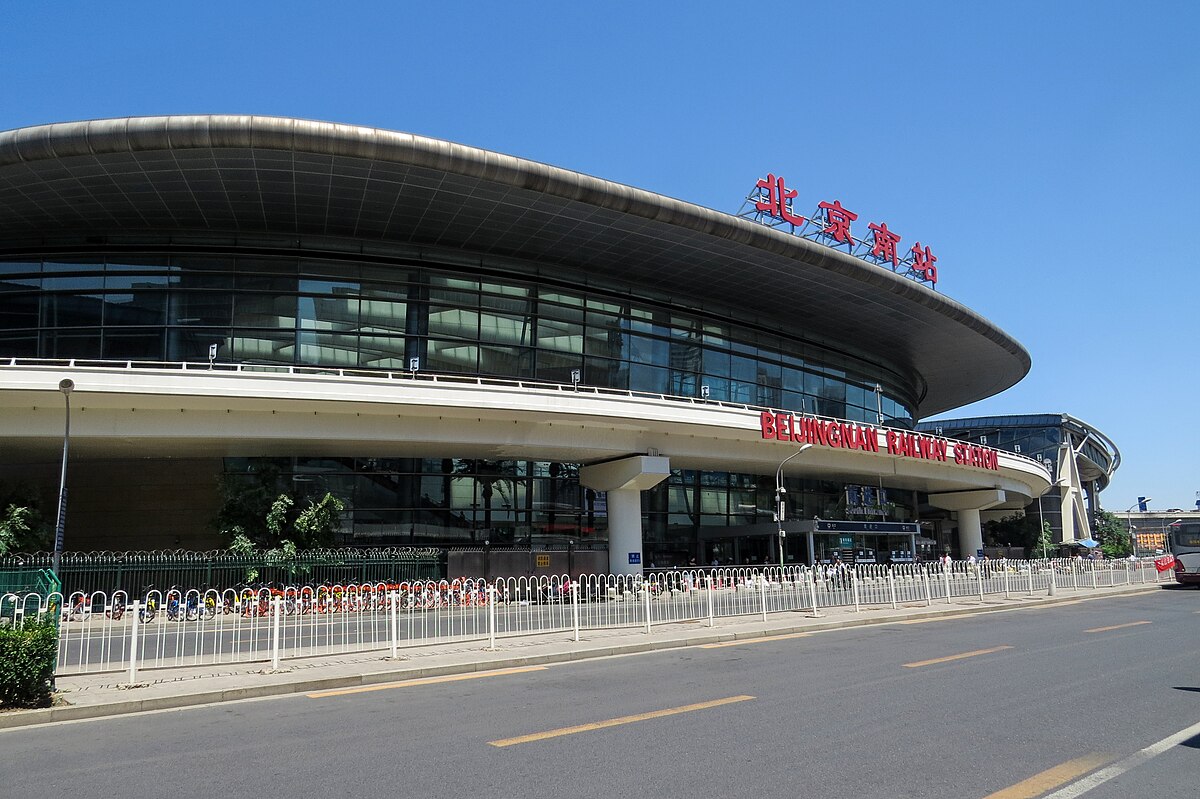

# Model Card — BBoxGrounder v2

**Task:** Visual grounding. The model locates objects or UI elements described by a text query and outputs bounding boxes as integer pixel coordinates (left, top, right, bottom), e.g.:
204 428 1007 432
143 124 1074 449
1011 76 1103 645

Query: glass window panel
41 329 102 358
428 305 478 339
358 335 407 369
234 293 295 328
42 294 104 327
536 317 582 353
428 277 478 305
698 489 728 515
168 329 229 362
0 261 41 279
0 294 39 329
729 380 757 405
300 259 361 281
43 257 103 272
231 329 295 363
730 354 757 383
359 297 406 334
102 292 167 327
585 325 624 358
299 278 360 296
42 274 105 291
104 329 165 361
299 332 360 366
703 349 730 378
701 376 730 402
627 334 668 364
628 308 668 337
426 339 478 373
171 291 233 327
235 273 294 292
629 363 669 394
298 294 360 331
0 331 37 356
478 343 533 377
583 357 626 389
479 311 531 345
542 290 584 307
536 349 581 383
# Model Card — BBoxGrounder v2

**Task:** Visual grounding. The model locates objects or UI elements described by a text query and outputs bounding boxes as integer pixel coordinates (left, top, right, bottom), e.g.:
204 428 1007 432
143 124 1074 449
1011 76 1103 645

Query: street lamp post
1124 499 1152 558
52 378 75 578
774 444 813 571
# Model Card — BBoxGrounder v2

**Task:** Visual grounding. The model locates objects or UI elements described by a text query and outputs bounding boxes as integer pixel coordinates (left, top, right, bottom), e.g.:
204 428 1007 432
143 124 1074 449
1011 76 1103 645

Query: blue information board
628 552 641 564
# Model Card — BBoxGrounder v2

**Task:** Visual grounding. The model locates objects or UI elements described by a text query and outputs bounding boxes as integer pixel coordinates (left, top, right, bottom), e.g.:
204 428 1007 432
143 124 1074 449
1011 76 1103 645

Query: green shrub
0 616 58 708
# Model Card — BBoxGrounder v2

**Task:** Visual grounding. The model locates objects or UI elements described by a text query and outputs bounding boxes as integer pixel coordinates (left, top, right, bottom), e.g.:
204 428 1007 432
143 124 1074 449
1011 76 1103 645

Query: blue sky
4 1 1197 511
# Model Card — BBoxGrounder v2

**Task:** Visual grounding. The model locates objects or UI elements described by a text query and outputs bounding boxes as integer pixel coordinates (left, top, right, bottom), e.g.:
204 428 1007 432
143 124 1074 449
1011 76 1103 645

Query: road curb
0 582 1163 730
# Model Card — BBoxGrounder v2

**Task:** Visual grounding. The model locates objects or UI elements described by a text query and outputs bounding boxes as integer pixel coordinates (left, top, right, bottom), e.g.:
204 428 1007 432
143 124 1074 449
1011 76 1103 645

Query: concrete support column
957 508 984 558
928 489 1007 559
580 455 670 577
605 488 643 576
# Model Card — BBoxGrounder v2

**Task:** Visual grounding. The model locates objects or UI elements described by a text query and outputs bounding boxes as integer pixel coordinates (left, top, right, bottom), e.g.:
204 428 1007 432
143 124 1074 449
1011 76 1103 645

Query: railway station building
0 115 1053 574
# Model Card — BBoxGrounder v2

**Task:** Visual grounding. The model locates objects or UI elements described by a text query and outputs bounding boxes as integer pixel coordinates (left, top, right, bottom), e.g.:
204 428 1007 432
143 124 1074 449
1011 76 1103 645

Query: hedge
0 617 58 708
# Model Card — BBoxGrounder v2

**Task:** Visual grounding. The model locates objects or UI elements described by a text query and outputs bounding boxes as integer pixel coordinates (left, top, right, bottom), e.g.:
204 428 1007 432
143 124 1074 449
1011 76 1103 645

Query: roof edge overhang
0 115 1031 416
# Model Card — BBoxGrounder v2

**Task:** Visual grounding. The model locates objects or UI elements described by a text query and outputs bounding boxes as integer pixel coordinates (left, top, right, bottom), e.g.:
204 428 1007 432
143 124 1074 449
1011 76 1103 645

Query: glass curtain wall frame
0 251 918 425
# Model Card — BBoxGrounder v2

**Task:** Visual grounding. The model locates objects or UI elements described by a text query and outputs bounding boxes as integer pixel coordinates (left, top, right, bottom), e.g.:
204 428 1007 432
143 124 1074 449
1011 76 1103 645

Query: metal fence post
1091 562 1098 589
943 566 952 604
270 595 281 670
127 599 140 685
852 570 861 613
888 570 898 609
1049 565 1057 596
644 582 652 634
807 570 822 617
706 575 714 627
760 573 768 622
572 580 580 642
487 585 496 650
389 590 399 659
977 567 984 602
1003 566 1010 599
922 568 931 607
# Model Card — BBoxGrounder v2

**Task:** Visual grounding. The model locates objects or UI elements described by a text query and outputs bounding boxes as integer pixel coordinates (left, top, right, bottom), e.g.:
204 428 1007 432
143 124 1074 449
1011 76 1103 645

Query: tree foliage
0 481 52 555
983 512 1045 556
1094 509 1131 558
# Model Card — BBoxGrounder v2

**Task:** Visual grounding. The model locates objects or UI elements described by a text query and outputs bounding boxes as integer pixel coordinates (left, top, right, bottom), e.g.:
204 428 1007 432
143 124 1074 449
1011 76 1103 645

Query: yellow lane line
488 695 755 747
700 632 811 648
306 665 547 698
983 753 1112 799
1084 621 1151 633
903 645 1013 668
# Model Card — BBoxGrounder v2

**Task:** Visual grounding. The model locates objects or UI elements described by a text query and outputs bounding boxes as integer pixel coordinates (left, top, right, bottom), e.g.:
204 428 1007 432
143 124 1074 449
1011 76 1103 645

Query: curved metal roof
0 115 1030 416
917 412 1120 489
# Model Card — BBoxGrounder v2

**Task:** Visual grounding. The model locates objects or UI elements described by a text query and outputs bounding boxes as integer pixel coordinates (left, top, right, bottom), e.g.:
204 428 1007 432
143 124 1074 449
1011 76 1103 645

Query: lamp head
58 379 74 395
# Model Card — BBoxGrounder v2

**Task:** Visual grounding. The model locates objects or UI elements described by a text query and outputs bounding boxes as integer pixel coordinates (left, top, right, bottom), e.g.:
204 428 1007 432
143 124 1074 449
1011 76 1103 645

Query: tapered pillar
580 455 670 576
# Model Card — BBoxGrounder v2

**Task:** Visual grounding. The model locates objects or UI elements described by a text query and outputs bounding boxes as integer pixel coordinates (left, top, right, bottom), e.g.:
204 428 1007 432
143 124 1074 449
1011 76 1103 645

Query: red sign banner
1154 555 1177 573
760 411 999 471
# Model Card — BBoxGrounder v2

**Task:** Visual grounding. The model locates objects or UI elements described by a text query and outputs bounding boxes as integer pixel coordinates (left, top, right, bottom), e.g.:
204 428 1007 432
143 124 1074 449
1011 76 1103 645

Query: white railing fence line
0 558 1170 683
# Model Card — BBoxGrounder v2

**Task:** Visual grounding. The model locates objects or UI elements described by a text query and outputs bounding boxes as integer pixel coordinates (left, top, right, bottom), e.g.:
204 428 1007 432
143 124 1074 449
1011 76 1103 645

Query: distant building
916 414 1118 545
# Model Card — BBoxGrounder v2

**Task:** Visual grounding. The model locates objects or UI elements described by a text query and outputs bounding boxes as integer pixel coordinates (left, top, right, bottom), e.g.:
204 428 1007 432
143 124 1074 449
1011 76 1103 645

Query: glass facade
224 456 917 568
0 251 917 427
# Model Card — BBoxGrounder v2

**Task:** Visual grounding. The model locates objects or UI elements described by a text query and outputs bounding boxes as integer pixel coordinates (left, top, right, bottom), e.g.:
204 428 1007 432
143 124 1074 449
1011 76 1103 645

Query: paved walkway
0 581 1166 730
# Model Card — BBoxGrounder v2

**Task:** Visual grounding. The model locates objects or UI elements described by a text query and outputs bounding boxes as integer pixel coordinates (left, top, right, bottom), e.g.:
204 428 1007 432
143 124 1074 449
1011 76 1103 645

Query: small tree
293 493 345 548
1094 509 1131 558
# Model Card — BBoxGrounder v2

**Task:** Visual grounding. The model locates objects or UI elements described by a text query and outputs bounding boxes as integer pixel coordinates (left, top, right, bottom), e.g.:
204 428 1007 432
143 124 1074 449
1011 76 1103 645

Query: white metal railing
0 558 1169 684
0 356 1052 472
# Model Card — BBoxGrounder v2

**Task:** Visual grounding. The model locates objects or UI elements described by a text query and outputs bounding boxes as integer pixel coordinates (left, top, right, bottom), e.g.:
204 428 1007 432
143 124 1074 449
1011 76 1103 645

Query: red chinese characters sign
746 175 940 286
760 411 999 471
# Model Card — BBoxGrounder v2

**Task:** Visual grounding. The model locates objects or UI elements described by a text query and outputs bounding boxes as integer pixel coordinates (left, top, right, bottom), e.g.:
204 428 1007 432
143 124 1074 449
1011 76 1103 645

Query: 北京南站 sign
742 173 939 286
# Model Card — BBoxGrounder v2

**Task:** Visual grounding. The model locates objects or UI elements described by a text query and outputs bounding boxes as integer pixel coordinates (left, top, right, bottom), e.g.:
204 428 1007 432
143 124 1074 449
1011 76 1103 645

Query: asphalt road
8 587 1200 799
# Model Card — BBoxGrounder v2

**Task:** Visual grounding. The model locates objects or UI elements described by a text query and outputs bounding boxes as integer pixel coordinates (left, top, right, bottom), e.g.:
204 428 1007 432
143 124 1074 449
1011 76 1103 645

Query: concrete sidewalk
0 582 1166 730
